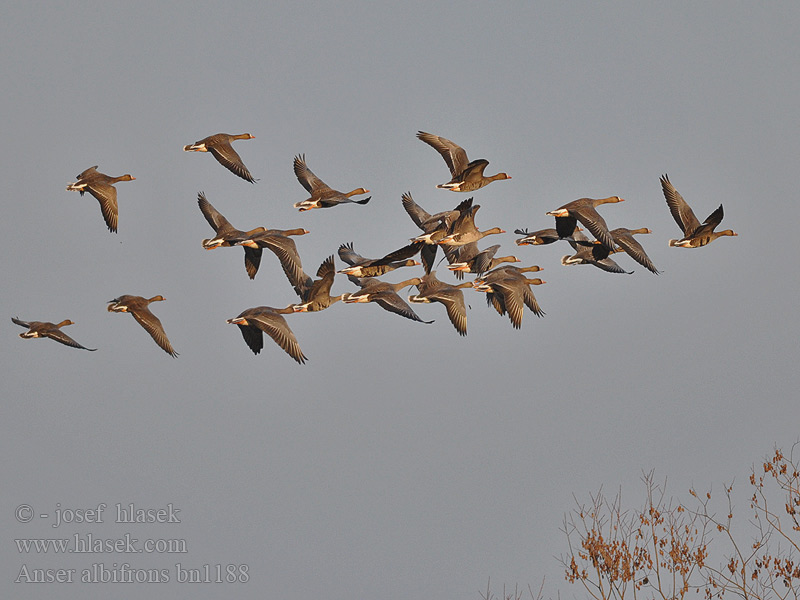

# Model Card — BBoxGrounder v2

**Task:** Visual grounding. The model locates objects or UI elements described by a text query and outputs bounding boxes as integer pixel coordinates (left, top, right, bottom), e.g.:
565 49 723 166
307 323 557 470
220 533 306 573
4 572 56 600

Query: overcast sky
3 2 799 599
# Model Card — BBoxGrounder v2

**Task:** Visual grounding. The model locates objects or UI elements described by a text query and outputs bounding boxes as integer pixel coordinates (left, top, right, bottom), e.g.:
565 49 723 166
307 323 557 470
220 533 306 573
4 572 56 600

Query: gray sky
3 2 799 599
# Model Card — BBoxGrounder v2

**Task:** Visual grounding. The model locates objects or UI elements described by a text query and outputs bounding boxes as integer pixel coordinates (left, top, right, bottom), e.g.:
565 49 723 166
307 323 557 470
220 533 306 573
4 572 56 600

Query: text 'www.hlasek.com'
12 502 249 584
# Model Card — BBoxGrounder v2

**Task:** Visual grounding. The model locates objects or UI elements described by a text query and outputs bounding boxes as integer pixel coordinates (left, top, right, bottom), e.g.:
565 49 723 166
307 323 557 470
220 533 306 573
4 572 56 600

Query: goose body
513 223 590 246
403 193 471 236
472 269 546 328
514 228 562 246
291 256 344 313
560 229 632 274
474 264 544 286
447 243 519 279
416 131 510 192
404 193 474 272
435 203 505 246
12 317 96 351
227 306 307 364
197 192 268 279
343 276 432 323
408 271 471 336
292 154 370 211
610 227 660 274
66 166 135 232
107 295 177 357
183 133 256 182
236 227 309 289
546 196 624 250
337 241 421 277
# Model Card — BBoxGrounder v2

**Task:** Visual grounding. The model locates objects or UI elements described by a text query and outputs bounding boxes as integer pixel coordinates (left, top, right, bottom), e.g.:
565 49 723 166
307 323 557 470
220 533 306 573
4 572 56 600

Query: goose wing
417 131 470 177
208 142 255 182
85 180 119 232
246 310 307 364
197 192 232 232
373 291 433 323
428 288 467 336
45 328 97 351
661 175 701 235
293 154 330 193
401 192 431 229
130 307 177 357
611 229 660 274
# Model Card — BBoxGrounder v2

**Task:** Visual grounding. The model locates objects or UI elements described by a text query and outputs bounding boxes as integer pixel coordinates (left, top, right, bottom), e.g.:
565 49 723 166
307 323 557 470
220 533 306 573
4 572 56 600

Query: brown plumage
416 131 510 192
292 154 370 211
291 256 344 313
337 241 422 277
446 243 519 279
546 196 625 249
343 276 433 323
227 306 307 364
236 227 310 288
560 229 632 274
408 271 472 336
474 264 544 285
183 133 256 182
473 268 546 329
12 317 96 351
403 193 474 273
436 203 505 246
513 222 590 246
66 166 135 232
514 227 563 246
661 174 737 247
107 295 177 357
610 227 660 274
197 192 269 279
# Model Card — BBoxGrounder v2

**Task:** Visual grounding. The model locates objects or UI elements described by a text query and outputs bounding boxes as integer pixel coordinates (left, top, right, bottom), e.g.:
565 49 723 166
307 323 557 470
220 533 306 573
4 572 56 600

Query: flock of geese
13 131 737 362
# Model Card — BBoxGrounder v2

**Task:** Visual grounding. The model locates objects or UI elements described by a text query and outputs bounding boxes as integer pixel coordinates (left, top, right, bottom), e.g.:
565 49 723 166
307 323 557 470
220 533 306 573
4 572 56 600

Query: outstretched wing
661 174 701 235
209 143 256 183
293 154 330 193
417 131 470 176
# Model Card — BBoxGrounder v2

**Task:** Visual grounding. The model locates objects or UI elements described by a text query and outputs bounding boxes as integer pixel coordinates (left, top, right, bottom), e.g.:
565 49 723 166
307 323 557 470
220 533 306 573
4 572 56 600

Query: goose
343 276 432 323
12 317 96 351
610 227 660 274
292 154 370 211
546 196 625 249
227 306 307 363
236 227 310 289
337 241 422 277
183 133 256 182
447 243 519 279
560 230 632 274
661 174 737 247
474 277 546 329
473 271 546 328
473 265 545 323
416 131 510 192
66 166 135 232
403 193 473 272
513 223 588 246
408 271 472 336
514 227 562 246
436 203 505 246
473 264 544 286
291 256 344 313
197 192 269 279
107 295 177 357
